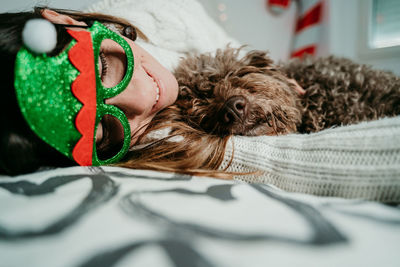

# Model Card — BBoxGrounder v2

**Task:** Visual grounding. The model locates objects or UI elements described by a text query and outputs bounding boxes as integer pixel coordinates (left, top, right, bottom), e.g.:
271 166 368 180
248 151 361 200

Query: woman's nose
105 65 153 117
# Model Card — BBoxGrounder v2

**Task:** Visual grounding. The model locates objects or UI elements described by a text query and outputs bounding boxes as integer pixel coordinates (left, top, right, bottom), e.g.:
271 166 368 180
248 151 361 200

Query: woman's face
42 10 179 152
95 37 179 147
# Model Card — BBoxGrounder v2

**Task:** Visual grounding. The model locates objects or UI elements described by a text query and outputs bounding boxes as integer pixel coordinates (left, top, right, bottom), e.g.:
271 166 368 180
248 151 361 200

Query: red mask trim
68 29 97 166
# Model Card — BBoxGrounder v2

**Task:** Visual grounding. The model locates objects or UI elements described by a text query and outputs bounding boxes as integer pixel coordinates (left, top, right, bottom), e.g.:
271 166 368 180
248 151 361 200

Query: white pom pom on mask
22 19 57 54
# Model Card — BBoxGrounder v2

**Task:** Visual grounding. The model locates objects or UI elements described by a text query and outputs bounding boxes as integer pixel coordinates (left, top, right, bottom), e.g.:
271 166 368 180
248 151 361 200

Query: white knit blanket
86 0 400 202
86 0 240 71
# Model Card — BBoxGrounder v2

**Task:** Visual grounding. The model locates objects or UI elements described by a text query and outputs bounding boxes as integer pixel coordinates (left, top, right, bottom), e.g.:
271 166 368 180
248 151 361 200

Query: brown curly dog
170 47 400 136
122 47 400 177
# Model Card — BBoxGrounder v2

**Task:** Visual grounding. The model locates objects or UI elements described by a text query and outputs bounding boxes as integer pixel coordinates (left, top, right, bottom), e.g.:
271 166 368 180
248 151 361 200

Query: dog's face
173 48 302 136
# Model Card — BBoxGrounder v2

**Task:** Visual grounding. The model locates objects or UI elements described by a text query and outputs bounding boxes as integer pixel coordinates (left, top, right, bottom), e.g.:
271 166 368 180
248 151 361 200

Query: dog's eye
193 90 211 99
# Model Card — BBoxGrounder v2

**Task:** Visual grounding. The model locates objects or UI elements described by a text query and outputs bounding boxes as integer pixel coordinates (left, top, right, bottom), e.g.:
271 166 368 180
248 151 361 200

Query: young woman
0 7 179 175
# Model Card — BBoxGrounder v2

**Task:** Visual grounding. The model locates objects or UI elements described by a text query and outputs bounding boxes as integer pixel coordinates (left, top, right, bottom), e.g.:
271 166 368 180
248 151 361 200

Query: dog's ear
242 50 274 70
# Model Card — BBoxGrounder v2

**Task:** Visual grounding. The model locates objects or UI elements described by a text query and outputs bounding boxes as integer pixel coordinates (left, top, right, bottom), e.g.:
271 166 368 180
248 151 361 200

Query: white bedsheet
1 166 399 267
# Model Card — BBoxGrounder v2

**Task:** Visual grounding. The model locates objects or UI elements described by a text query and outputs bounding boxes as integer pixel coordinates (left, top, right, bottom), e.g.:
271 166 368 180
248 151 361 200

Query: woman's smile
144 64 164 112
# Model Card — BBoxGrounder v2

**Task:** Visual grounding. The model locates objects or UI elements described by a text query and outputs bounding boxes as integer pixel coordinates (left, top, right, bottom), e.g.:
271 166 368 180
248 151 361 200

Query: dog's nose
221 96 247 124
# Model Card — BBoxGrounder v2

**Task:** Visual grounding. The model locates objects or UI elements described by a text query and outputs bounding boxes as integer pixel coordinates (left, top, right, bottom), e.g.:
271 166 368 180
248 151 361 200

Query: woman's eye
98 40 127 88
99 51 108 81
95 115 125 160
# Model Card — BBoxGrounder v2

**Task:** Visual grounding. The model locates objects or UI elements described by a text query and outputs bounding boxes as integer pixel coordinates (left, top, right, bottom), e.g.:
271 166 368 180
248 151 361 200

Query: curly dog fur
169 47 400 136
123 47 400 176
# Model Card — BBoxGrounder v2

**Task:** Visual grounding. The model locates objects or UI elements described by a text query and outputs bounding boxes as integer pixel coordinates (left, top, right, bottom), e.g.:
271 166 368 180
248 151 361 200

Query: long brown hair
118 109 235 179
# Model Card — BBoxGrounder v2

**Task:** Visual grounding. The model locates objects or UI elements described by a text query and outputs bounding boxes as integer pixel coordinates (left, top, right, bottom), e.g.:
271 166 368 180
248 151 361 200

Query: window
370 0 400 48
358 0 400 59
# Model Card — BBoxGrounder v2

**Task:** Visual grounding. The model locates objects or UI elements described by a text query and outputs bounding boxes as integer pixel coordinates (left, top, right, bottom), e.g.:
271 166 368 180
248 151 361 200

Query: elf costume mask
14 21 134 166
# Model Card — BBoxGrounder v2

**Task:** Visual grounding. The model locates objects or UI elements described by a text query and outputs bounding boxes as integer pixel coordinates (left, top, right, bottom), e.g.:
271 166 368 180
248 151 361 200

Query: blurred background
2 0 399 74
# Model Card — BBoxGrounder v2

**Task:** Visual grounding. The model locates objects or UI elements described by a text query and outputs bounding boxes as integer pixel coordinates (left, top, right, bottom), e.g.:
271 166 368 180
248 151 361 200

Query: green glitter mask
14 21 134 166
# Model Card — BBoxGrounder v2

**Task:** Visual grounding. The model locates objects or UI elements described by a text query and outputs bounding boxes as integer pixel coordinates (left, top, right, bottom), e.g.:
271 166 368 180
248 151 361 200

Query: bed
1 166 400 267
1 0 399 266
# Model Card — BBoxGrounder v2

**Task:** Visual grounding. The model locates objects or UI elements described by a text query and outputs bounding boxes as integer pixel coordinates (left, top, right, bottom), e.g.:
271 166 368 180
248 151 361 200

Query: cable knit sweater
87 0 400 202
221 117 400 202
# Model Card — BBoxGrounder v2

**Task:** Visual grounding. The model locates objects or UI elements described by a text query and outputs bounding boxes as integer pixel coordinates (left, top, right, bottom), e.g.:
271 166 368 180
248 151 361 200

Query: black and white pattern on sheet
0 166 399 267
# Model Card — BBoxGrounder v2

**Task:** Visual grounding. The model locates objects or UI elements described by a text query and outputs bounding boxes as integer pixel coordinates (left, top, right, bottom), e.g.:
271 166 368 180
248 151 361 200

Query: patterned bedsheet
1 166 399 267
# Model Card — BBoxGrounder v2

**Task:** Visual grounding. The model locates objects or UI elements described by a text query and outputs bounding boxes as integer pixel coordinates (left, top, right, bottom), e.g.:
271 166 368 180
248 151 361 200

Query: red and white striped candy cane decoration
267 0 291 14
267 0 324 58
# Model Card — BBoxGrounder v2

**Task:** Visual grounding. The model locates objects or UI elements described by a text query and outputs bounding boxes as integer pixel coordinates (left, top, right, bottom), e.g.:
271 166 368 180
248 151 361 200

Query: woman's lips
143 65 163 112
